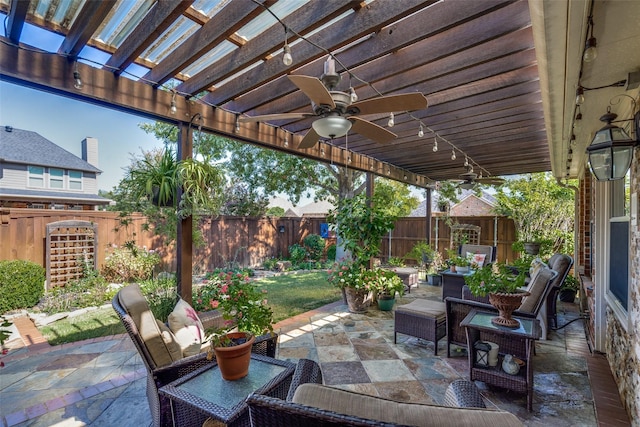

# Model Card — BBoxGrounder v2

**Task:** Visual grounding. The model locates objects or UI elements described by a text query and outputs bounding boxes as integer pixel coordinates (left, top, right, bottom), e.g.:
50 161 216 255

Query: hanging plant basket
523 242 541 255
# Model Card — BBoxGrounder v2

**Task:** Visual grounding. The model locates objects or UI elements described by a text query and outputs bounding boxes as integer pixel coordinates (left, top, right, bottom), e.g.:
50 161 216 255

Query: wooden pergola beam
0 39 430 188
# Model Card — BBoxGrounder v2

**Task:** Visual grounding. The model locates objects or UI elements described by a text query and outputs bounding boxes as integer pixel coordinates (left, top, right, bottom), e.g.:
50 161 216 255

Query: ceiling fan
454 165 505 190
238 57 428 149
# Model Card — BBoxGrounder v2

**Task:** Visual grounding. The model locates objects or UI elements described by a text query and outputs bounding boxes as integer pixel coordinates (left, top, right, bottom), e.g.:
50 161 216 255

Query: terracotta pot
344 287 372 313
488 291 530 328
213 332 255 380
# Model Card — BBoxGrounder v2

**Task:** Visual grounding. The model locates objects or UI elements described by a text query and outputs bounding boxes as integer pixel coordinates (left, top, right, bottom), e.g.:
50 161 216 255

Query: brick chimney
81 137 99 168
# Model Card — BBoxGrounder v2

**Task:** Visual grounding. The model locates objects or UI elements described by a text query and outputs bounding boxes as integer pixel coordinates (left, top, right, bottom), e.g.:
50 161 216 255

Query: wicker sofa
247 378 523 426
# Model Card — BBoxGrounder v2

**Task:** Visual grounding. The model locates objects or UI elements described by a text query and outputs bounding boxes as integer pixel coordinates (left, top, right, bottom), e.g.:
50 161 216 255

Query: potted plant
559 274 580 303
195 270 274 380
128 147 224 218
464 263 529 328
450 254 472 274
327 260 375 313
326 193 398 312
425 252 444 286
369 269 405 311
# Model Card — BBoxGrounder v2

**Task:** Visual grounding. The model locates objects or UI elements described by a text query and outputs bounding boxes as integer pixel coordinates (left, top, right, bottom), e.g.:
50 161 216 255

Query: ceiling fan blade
238 113 312 123
351 93 427 115
476 178 506 185
350 116 397 144
297 128 320 149
288 75 336 108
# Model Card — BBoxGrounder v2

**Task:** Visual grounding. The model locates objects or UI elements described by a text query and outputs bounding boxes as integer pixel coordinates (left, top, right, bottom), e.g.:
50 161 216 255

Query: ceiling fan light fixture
460 182 475 190
312 116 352 139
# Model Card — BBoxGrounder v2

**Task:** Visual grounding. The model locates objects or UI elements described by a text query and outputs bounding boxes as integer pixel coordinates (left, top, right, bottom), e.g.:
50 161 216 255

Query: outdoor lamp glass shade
312 116 352 139
586 111 636 181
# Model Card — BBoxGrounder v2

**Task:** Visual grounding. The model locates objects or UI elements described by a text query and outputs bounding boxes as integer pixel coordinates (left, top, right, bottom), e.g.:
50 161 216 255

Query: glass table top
461 310 539 338
176 358 287 409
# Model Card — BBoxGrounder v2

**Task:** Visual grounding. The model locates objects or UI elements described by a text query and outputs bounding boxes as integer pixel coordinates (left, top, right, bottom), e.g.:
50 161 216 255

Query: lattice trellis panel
450 224 481 248
46 220 98 289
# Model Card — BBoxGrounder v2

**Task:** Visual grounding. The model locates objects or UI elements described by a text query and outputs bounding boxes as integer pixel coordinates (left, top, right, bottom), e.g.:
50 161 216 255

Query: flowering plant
374 269 405 297
194 270 273 347
327 260 370 291
464 263 527 297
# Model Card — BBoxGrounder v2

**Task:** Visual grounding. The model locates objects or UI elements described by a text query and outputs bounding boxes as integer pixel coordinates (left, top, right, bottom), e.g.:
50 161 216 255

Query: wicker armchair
112 284 277 427
544 254 574 328
445 266 557 356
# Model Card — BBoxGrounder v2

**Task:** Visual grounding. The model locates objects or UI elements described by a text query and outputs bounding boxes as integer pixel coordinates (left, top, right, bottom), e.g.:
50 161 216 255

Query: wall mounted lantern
586 107 638 181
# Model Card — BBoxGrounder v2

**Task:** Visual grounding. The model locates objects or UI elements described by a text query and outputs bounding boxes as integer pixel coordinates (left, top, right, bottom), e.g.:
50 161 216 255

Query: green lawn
41 271 339 345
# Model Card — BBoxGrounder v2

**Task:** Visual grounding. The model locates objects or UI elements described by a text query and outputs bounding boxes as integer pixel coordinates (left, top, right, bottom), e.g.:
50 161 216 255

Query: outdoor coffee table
159 353 295 427
460 309 541 411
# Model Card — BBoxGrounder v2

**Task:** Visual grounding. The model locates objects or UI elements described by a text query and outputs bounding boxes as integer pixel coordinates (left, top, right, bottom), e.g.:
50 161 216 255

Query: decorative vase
377 294 395 311
488 291 530 328
502 354 520 375
344 287 371 313
213 332 255 380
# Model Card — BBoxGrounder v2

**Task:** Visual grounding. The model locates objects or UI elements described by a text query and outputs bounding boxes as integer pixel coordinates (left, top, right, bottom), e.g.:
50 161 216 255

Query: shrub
326 244 337 261
140 277 178 322
101 244 161 282
39 274 114 313
0 260 45 313
288 243 306 265
387 257 405 267
303 234 325 261
262 257 279 270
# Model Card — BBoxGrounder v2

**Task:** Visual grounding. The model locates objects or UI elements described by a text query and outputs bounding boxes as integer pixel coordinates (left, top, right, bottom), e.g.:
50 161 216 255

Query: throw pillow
168 298 205 357
467 252 487 268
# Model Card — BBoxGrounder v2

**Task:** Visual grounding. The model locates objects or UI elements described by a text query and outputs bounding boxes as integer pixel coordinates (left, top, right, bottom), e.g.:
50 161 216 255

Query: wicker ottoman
394 299 447 355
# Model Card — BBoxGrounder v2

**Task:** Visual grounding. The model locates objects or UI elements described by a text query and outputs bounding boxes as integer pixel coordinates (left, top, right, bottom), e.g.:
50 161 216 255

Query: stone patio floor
0 281 631 426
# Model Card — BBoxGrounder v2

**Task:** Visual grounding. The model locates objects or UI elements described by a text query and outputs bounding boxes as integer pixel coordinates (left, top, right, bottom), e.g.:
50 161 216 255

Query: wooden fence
0 208 517 275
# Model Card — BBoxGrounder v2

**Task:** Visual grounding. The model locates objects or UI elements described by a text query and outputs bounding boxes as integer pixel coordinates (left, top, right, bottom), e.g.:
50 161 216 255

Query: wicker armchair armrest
153 351 215 387
286 359 324 401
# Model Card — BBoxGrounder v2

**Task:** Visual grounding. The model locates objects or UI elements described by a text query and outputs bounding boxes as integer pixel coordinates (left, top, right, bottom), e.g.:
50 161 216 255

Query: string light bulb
451 149 456 160
282 28 293 66
464 156 469 167
349 87 358 103
583 16 597 63
575 86 585 105
284 134 289 147
170 91 177 115
387 113 395 127
73 61 83 90
234 117 240 133
418 124 424 137
433 136 438 152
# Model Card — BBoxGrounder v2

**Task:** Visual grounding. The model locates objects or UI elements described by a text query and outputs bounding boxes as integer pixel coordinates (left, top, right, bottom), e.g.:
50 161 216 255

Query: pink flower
221 285 229 294
210 300 219 309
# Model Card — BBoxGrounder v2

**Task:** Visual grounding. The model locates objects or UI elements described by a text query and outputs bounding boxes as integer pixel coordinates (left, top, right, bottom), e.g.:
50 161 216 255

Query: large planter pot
523 242 541 255
344 287 371 313
377 294 396 311
213 332 255 380
559 289 577 303
488 291 530 328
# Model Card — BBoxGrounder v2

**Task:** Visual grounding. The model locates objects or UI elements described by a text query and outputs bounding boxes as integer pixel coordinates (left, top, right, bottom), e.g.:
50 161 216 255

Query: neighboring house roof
267 196 294 212
0 126 101 173
409 189 497 217
284 200 334 217
0 187 110 204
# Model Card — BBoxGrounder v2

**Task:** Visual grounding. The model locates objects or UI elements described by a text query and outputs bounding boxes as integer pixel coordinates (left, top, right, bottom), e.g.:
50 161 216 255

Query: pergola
1 0 639 317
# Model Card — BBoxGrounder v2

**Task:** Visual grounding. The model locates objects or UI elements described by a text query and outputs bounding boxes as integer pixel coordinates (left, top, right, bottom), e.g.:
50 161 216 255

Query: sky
0 80 164 192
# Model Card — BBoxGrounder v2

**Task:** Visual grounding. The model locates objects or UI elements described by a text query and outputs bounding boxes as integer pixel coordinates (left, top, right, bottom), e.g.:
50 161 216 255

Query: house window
69 170 83 190
49 168 64 189
606 170 630 325
28 166 44 187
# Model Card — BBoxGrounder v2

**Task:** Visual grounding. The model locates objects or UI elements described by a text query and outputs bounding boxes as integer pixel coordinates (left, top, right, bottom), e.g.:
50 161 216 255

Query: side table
159 354 295 427
460 309 541 411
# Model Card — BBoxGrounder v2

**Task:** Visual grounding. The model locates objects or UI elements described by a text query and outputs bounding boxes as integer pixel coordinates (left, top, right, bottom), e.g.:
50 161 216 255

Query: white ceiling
531 0 640 180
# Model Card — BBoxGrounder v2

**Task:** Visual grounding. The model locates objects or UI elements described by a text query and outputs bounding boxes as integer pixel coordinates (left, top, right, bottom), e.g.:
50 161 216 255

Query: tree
373 178 420 217
493 173 575 257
